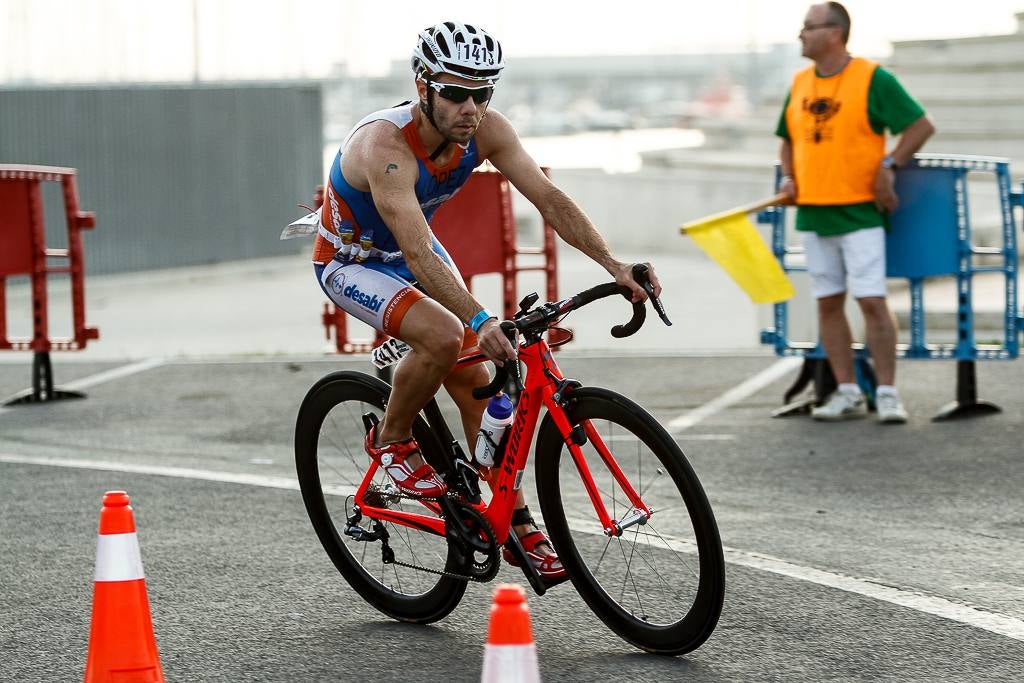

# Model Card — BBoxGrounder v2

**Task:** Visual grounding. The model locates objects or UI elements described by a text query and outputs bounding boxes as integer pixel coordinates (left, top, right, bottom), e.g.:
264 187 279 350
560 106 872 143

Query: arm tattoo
385 163 398 174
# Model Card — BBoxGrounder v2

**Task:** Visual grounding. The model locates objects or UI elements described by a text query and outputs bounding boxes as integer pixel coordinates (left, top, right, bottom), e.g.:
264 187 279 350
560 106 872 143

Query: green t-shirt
775 65 926 235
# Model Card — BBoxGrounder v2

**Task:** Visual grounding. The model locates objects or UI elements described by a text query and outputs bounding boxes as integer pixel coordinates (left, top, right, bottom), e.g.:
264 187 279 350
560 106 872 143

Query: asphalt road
2 353 1023 681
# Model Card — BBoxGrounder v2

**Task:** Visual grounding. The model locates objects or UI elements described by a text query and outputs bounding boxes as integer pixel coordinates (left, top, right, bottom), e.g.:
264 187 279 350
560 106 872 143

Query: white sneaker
812 390 867 421
876 392 908 424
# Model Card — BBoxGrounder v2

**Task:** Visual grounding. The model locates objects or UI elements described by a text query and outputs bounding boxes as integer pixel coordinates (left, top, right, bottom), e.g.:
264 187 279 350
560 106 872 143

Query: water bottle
474 393 514 468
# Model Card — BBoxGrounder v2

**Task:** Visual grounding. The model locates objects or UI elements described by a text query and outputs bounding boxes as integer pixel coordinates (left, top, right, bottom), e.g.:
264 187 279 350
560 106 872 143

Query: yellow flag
681 210 795 304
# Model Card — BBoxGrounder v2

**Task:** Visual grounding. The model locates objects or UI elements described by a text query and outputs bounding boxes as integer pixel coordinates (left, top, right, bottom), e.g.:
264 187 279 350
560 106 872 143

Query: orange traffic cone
84 491 165 683
481 584 540 683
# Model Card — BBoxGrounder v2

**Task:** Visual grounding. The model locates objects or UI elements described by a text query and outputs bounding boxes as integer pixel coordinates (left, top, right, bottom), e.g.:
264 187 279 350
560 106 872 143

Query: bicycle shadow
559 651 714 680
299 619 484 681
352 618 464 642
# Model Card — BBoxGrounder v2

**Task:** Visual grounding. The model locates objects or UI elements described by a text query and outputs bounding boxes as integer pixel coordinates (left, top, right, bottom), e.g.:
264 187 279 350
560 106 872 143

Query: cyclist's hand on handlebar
476 318 517 366
613 262 662 302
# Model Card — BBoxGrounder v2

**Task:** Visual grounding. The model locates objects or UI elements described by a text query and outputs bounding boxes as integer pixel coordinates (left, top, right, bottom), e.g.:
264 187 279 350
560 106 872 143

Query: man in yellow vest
777 2 935 423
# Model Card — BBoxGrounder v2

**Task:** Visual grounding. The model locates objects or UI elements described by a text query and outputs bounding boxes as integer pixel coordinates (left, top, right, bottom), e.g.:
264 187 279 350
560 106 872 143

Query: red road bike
295 266 725 655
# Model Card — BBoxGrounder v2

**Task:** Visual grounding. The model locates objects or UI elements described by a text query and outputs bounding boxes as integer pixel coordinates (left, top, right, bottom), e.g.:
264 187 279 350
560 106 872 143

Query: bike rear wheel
535 387 725 655
294 371 467 623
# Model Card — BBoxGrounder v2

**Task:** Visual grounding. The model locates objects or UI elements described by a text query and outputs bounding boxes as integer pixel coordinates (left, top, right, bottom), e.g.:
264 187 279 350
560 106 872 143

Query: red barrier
0 165 99 404
321 169 559 353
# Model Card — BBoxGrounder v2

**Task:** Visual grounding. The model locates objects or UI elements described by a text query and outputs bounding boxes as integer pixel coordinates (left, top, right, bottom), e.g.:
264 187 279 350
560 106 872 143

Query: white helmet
411 22 504 83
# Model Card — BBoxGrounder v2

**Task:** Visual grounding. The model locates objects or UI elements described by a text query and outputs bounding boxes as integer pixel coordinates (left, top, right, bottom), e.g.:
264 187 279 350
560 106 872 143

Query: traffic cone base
84 491 165 683
482 645 540 681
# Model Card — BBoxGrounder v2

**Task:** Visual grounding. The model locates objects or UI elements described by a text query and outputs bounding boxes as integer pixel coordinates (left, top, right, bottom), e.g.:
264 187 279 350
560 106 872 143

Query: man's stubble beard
437 109 484 144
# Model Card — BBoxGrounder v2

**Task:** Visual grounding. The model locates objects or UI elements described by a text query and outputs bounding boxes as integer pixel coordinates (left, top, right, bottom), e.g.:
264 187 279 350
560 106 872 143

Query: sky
1 0 1022 82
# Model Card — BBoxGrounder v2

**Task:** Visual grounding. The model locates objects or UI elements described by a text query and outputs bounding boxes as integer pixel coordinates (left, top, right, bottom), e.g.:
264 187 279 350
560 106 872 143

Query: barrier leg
932 360 1001 422
33 350 52 400
772 357 826 417
772 354 876 417
853 356 878 412
2 351 87 406
813 358 839 405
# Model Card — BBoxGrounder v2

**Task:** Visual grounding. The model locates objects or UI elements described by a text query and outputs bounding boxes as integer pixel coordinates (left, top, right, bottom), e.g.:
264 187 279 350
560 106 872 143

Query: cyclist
311 21 661 579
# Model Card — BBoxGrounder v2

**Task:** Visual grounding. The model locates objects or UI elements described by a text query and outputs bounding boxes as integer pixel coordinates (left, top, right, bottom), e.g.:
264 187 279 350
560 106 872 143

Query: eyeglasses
424 80 494 105
801 22 837 32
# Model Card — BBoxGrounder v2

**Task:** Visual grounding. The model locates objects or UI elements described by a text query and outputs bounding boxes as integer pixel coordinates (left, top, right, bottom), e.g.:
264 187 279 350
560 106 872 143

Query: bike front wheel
294 371 467 624
535 387 725 655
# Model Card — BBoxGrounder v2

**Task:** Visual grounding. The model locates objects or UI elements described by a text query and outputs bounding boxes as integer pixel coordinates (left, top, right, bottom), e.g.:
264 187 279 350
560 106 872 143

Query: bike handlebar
471 322 520 400
471 264 670 400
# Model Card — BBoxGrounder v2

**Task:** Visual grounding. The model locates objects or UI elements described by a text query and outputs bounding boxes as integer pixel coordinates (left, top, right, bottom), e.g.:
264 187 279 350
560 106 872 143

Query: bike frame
352 336 654 543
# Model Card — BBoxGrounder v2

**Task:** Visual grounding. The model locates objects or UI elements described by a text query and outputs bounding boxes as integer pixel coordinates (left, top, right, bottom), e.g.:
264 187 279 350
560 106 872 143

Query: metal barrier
758 154 1023 421
0 165 99 404
320 169 558 353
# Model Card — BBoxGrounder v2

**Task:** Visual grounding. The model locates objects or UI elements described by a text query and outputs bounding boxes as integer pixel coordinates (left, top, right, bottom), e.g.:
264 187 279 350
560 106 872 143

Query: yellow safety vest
785 57 884 205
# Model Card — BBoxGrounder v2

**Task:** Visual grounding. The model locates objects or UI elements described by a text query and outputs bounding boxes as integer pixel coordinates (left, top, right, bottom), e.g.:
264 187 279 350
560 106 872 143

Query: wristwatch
882 155 900 171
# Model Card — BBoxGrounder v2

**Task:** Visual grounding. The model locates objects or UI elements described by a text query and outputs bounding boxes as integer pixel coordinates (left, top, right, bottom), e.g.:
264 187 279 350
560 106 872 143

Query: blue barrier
758 154 1023 420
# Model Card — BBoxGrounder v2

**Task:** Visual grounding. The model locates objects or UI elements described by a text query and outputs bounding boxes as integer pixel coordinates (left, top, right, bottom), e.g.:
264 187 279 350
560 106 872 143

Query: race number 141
458 43 493 66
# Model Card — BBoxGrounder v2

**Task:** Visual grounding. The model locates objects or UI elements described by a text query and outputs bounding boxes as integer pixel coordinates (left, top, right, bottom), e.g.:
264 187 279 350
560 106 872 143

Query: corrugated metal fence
0 83 322 274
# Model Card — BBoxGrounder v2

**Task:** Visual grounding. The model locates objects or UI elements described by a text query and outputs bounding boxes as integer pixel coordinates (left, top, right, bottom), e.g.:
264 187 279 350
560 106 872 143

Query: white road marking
0 357 167 416
667 357 803 432
719 546 1024 642
3 451 1023 642
601 433 734 442
0 453 300 491
62 357 168 391
563 514 1024 642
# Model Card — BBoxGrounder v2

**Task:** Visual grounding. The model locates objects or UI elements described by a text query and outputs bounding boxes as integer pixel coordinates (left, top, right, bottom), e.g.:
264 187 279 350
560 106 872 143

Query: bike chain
371 490 501 583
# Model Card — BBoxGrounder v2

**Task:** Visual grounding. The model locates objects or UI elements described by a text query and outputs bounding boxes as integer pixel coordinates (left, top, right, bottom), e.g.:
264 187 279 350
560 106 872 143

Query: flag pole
680 192 790 234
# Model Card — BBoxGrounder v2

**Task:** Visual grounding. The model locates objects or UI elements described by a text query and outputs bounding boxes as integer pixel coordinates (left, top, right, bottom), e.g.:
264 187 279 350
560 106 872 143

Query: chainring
444 498 500 582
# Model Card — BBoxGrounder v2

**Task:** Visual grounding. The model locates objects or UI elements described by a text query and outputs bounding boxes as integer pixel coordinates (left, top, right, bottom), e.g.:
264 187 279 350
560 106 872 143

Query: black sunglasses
426 80 494 105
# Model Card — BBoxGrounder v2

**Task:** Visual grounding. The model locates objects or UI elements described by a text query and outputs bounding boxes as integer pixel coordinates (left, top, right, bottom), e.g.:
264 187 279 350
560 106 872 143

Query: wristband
469 309 497 333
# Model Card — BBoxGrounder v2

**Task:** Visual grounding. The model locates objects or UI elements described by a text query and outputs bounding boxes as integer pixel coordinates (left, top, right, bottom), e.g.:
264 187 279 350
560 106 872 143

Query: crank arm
503 533 547 596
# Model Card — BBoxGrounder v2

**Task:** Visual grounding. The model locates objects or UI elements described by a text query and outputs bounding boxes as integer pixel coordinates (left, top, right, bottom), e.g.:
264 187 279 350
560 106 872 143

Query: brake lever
500 321 524 393
645 281 672 326
631 263 672 327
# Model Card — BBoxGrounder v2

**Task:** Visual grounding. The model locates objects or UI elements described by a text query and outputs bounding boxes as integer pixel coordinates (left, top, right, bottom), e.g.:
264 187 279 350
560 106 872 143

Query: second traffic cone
481 584 540 683
84 491 165 683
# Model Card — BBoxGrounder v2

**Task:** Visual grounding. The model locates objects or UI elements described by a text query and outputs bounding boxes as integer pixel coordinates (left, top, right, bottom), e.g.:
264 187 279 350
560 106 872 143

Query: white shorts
316 261 426 337
314 239 469 341
802 227 887 299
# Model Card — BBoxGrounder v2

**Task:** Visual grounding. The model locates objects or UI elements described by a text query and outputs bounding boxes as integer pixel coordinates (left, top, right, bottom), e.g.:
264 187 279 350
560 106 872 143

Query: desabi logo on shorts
343 283 384 313
330 271 346 295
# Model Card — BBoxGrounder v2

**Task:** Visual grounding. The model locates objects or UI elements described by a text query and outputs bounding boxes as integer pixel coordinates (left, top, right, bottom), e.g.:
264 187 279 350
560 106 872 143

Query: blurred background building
2 1 1022 269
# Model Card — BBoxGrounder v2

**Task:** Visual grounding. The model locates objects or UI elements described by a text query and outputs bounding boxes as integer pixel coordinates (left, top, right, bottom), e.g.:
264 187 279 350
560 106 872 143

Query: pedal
540 573 571 590
503 533 547 597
